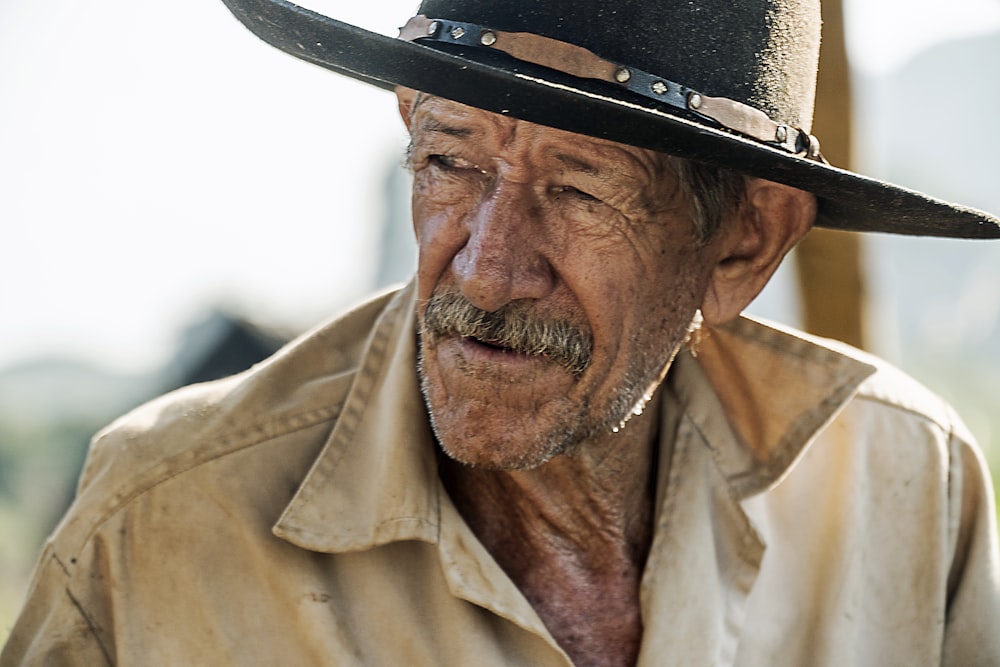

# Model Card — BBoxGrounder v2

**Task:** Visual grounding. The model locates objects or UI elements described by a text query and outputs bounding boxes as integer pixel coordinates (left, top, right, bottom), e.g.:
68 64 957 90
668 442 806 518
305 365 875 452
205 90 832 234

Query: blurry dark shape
793 0 868 349
165 309 289 388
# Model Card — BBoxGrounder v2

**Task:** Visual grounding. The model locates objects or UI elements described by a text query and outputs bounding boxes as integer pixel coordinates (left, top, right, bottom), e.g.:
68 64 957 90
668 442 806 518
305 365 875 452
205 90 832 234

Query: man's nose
452 181 556 313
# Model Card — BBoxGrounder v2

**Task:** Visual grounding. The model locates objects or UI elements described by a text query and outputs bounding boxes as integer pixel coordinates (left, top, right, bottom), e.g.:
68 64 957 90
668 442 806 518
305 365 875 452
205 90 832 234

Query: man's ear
396 86 419 131
700 178 816 326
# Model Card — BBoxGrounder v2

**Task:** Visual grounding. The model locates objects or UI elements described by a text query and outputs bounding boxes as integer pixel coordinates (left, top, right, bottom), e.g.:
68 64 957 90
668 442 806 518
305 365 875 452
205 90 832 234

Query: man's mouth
461 336 538 362
466 335 515 353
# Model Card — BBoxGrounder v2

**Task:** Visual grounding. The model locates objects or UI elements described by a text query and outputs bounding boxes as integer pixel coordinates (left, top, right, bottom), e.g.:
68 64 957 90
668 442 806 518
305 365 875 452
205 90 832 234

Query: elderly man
4 0 1000 665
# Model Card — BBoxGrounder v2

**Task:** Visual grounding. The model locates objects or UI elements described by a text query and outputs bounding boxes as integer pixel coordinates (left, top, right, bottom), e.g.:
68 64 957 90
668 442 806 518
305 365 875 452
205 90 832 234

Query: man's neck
439 399 662 667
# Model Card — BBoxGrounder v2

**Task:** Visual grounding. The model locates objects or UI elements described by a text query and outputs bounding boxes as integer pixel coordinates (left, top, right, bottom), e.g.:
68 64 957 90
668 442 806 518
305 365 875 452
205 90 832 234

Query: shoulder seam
850 389 957 437
71 404 342 554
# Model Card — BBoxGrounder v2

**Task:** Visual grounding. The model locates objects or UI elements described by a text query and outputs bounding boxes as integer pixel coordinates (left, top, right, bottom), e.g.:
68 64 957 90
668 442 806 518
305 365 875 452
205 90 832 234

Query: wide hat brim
221 0 1000 239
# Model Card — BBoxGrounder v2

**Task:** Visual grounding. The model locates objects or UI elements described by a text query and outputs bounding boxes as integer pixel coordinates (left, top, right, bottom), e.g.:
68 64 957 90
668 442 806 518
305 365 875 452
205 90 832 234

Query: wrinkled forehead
406 92 678 178
409 93 517 141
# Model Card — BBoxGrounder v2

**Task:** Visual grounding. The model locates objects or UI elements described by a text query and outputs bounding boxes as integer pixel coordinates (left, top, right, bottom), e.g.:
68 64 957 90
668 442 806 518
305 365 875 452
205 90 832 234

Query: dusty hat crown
418 0 821 131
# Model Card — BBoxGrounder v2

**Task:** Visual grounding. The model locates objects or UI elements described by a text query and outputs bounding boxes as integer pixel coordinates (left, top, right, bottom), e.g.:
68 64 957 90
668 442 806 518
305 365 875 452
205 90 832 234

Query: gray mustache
421 291 593 375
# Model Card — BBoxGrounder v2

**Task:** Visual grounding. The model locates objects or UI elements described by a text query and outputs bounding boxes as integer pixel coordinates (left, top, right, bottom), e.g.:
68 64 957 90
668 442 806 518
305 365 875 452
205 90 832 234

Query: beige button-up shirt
3 282 999 666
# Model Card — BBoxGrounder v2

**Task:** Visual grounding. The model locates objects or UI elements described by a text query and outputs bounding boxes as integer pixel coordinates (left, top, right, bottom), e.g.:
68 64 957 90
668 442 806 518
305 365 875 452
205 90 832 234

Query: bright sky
2 0 999 374
845 0 1000 73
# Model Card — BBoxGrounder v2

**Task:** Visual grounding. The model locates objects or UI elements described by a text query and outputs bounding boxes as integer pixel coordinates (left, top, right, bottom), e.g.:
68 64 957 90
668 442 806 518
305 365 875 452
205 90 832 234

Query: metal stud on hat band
398 15 823 160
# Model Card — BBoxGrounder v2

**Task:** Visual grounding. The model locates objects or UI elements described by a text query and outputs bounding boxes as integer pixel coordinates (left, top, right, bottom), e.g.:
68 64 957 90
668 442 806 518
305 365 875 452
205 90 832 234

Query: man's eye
552 185 602 204
430 154 484 173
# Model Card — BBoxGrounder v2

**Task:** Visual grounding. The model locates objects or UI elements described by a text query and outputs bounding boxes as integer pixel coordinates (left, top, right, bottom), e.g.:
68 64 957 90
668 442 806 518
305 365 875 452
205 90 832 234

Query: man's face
406 95 723 470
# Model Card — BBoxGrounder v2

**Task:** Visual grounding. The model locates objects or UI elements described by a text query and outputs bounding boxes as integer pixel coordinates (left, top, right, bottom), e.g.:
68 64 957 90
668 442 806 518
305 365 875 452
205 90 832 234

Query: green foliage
0 412 99 643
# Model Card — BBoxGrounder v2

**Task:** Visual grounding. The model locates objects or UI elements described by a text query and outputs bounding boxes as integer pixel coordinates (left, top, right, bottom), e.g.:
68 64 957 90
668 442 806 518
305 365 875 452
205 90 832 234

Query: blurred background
2 0 999 640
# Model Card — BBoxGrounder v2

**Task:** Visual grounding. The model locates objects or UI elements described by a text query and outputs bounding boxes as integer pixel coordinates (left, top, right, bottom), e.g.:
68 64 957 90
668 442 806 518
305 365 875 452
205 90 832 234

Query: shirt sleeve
941 431 1000 667
0 544 112 667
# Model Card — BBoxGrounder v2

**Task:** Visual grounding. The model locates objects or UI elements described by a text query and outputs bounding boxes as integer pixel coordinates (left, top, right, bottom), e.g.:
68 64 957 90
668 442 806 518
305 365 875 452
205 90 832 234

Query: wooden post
793 0 868 349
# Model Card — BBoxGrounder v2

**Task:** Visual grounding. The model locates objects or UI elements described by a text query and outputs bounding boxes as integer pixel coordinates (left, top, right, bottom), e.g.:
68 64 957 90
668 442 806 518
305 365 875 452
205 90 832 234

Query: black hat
220 0 1000 239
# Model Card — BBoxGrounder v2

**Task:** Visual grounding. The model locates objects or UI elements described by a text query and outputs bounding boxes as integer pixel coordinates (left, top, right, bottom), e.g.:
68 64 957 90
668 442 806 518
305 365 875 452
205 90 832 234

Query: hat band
399 15 821 160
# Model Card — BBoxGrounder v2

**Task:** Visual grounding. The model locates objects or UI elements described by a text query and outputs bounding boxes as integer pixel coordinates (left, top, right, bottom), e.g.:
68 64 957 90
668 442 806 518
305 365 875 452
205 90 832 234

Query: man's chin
424 390 586 470
434 427 575 471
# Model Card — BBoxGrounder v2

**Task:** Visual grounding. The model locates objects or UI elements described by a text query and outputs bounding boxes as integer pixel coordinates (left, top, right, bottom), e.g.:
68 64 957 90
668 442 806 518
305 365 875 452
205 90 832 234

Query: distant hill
0 358 153 426
859 29 1000 215
852 30 1000 371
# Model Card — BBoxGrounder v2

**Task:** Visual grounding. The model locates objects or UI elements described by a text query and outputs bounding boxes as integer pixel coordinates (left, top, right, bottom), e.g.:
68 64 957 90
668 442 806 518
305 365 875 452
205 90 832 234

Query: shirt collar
274 282 443 552
669 316 876 498
274 283 876 551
